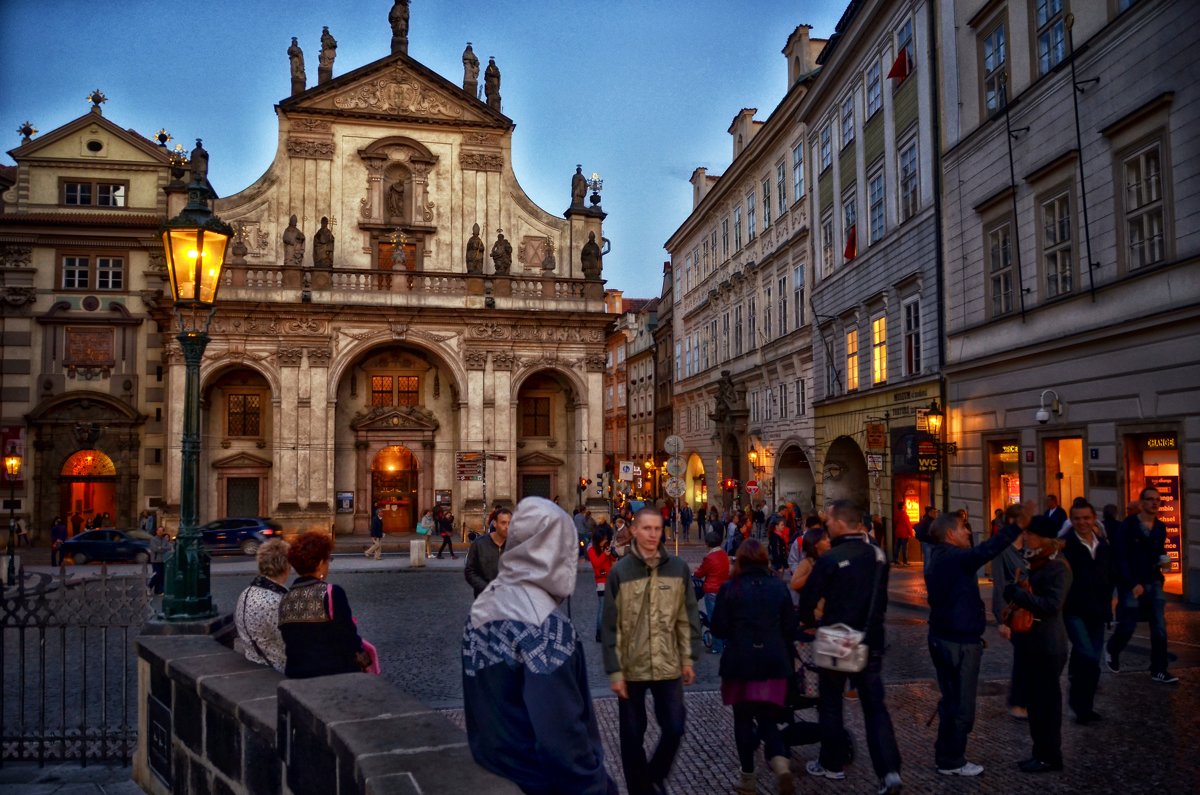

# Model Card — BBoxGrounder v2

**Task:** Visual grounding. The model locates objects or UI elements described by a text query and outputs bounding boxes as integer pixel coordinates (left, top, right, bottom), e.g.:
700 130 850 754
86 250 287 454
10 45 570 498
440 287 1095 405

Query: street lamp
4 444 21 586
159 139 232 621
926 400 956 513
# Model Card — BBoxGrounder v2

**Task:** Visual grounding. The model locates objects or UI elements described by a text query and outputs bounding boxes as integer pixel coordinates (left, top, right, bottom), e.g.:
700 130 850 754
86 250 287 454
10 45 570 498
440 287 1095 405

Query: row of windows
826 300 922 396
985 140 1165 318
63 180 127 207
748 379 808 424
62 255 124 290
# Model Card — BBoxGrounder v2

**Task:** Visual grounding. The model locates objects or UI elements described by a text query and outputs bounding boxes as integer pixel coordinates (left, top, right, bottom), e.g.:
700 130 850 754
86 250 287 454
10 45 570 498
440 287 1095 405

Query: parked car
199 518 283 555
61 529 151 565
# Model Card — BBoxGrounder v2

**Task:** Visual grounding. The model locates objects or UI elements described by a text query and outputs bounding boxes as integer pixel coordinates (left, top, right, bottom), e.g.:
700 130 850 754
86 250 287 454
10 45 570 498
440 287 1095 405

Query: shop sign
999 444 1020 463
915 409 928 433
866 423 887 450
867 454 883 472
1143 435 1177 450
1147 475 1182 574
918 454 940 473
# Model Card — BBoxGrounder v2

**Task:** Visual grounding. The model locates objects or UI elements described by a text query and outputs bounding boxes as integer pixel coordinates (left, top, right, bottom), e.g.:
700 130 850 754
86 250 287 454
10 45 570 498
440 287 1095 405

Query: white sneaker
938 762 984 776
877 772 903 794
805 760 845 781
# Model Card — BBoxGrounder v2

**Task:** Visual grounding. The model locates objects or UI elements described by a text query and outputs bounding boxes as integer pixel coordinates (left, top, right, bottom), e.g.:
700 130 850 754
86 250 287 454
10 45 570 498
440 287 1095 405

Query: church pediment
212 452 273 470
517 451 565 468
351 404 441 432
280 55 510 129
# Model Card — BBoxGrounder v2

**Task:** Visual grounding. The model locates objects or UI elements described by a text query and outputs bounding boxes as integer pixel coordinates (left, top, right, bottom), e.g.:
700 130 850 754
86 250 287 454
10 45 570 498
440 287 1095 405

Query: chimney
783 25 818 85
728 108 761 160
691 167 710 209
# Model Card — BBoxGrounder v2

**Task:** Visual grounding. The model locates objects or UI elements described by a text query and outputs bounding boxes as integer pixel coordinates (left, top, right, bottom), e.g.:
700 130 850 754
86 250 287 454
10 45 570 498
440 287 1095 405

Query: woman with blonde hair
234 538 291 672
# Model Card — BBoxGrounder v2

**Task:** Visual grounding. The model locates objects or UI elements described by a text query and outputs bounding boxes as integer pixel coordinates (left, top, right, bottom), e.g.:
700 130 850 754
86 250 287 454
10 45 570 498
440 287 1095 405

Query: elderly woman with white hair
234 538 291 672
462 496 616 795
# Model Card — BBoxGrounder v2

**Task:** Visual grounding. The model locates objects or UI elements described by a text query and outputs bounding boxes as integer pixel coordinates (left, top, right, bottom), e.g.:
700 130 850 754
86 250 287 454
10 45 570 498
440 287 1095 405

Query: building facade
807 0 946 536
938 0 1200 601
665 26 824 518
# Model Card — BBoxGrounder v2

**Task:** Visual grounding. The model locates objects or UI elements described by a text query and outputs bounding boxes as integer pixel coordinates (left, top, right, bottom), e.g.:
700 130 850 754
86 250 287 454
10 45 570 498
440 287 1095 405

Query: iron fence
0 564 154 766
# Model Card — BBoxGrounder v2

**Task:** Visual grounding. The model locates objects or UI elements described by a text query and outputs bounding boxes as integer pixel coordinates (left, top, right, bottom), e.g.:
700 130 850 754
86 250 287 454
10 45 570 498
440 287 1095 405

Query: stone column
491 356 513 503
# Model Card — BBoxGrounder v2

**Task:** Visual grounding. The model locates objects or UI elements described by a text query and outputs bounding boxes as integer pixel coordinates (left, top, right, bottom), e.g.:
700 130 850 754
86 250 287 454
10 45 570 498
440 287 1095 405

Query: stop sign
745 480 759 494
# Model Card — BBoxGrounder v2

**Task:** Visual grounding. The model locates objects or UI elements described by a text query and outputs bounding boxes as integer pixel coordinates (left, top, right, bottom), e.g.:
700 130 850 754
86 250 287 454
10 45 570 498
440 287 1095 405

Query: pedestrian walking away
602 507 701 795
924 505 1024 777
797 499 903 795
462 497 617 794
464 508 510 597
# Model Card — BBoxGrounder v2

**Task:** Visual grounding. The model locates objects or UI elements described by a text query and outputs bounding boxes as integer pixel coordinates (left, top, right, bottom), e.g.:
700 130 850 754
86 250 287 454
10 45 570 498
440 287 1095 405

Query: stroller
778 634 855 760
691 576 714 651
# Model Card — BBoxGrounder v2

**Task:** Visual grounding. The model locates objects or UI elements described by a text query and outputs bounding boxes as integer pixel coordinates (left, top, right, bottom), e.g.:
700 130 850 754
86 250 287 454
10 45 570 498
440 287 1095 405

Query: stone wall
133 634 519 795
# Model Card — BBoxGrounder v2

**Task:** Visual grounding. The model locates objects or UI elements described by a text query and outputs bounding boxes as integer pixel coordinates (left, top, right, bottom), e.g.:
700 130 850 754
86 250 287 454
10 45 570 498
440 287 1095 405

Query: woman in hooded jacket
461 497 617 795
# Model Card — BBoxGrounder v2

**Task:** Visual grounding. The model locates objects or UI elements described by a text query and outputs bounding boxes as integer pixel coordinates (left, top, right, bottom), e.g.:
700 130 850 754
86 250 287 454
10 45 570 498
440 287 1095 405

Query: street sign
664 435 684 456
745 479 759 495
665 477 686 498
666 456 685 477
455 450 484 481
916 409 928 433
618 460 635 481
867 454 883 472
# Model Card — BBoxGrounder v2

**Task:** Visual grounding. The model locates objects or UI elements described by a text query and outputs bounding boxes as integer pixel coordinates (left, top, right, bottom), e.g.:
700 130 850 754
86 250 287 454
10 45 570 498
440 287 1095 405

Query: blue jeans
927 636 982 770
1064 615 1104 716
1107 583 1168 674
618 678 686 795
703 593 723 652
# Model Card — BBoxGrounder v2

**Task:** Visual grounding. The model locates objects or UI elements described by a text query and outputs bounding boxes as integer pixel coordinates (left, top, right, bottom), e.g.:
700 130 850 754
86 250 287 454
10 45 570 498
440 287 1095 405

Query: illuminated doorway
371 445 418 533
1125 432 1183 596
60 449 117 529
1043 437 1084 509
988 439 1022 520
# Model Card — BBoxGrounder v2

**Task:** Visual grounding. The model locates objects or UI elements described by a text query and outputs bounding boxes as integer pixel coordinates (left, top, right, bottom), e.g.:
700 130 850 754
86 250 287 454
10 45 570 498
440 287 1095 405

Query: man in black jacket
1060 500 1112 722
1105 486 1177 684
464 509 510 597
797 500 902 795
924 507 1023 777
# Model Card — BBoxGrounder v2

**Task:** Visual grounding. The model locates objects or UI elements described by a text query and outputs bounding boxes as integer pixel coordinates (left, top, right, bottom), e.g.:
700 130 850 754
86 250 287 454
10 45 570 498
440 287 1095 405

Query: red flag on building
844 225 857 261
887 47 912 82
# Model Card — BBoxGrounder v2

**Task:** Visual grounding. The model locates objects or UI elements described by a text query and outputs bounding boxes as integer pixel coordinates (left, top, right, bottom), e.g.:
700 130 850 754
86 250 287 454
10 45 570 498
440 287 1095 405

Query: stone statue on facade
189 139 209 184
318 26 337 84
465 223 485 274
389 1 409 55
580 231 602 279
484 57 501 111
282 215 305 267
288 37 306 96
313 217 335 268
391 238 408 269
462 43 480 96
714 370 737 419
571 165 587 208
490 230 512 275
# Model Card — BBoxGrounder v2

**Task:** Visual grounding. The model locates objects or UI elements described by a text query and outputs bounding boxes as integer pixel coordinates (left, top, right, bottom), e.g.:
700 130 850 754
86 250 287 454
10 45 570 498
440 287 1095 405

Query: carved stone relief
463 349 488 370
1 245 32 268
459 150 503 172
491 351 515 371
306 347 333 366
290 117 332 133
286 137 335 160
275 347 305 366
518 236 549 270
332 69 464 120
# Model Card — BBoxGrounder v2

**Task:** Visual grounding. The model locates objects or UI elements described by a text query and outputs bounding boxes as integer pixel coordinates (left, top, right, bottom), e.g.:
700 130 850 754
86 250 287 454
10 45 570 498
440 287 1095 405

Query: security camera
1035 408 1050 425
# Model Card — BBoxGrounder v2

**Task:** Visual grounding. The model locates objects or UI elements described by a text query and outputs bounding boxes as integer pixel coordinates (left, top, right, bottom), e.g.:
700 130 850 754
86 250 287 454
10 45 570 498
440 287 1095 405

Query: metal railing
0 565 154 766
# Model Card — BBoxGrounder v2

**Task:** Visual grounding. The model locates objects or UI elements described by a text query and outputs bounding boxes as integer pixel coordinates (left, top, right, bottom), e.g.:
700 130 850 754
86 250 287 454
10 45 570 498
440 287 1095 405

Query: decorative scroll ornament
332 70 464 119
291 117 331 132
459 150 503 171
275 347 305 366
469 322 508 340
284 317 326 334
306 347 333 366
286 137 335 159
491 351 515 371
585 353 607 372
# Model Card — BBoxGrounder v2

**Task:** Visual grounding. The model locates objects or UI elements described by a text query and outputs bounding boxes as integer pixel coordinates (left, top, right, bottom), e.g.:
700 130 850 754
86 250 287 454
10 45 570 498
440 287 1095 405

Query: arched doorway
822 436 870 511
775 444 816 513
685 453 708 516
371 445 419 533
60 449 118 530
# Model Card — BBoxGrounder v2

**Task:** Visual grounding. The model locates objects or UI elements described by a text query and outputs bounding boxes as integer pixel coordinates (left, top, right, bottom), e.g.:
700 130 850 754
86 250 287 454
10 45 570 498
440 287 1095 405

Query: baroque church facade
0 5 610 538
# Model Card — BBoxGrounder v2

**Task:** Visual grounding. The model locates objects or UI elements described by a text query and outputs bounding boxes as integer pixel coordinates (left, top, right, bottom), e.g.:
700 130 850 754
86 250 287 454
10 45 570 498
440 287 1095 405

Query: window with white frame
1035 0 1066 76
734 205 743 250
62 256 89 289
1042 191 1073 298
722 312 731 361
988 221 1015 317
793 142 805 200
868 168 885 245
722 218 730 258
843 190 858 244
982 19 1007 116
684 337 692 377
1123 142 1165 269
841 94 855 148
762 177 772 229
747 297 757 351
866 60 882 116
871 315 887 385
821 212 835 277
820 124 832 171
777 163 787 215
684 253 693 293
896 17 914 69
796 377 807 415
899 138 919 221
747 192 757 241
701 326 710 370
61 255 125 291
750 390 758 423
846 329 859 391
764 285 773 341
903 298 922 375
734 304 743 355
778 276 788 336
702 238 710 274
780 381 788 418
793 264 805 328
673 263 682 302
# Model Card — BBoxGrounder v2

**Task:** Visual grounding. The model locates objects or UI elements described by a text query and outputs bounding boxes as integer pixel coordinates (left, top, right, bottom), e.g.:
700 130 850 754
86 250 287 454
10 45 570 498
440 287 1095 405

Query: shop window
1042 436 1084 509
1124 432 1182 594
988 440 1022 519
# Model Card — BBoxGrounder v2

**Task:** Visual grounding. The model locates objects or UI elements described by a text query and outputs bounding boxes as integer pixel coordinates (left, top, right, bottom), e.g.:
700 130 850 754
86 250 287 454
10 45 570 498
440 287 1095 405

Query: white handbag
812 623 869 673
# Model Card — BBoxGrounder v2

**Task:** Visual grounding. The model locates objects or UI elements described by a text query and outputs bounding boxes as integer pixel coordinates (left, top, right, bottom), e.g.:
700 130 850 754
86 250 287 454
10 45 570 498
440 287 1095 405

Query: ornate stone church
0 2 610 538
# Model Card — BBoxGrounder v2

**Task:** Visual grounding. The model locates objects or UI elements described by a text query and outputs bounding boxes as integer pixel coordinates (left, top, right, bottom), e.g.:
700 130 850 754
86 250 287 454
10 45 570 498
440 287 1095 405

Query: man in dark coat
464 509 510 597
1060 500 1112 723
1043 495 1067 532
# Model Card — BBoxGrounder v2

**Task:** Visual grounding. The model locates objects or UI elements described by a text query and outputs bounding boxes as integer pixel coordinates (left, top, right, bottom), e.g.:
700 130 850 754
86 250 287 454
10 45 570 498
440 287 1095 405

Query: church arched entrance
371 445 419 533
60 449 118 530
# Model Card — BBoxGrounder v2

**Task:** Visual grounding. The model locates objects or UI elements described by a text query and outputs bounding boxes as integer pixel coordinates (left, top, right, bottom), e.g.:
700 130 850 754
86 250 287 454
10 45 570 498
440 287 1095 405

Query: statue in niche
318 27 337 82
288 37 306 95
386 180 405 219
714 370 737 418
484 57 501 110
580 231 602 279
391 241 408 270
465 223 485 274
389 1 409 54
282 215 305 267
313 217 335 267
462 43 480 94
490 230 512 275
571 165 587 208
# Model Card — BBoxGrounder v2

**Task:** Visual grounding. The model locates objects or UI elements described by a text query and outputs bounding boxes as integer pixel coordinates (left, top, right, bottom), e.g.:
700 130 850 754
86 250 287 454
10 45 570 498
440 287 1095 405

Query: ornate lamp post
159 140 233 621
5 444 21 586
926 400 956 513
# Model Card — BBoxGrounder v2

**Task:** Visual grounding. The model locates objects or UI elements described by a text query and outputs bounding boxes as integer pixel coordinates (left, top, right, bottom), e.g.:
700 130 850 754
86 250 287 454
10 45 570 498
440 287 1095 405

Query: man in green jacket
602 507 701 795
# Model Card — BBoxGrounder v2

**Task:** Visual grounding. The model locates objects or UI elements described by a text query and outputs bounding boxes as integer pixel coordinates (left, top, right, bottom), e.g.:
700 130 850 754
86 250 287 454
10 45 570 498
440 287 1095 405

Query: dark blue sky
1 1 842 295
